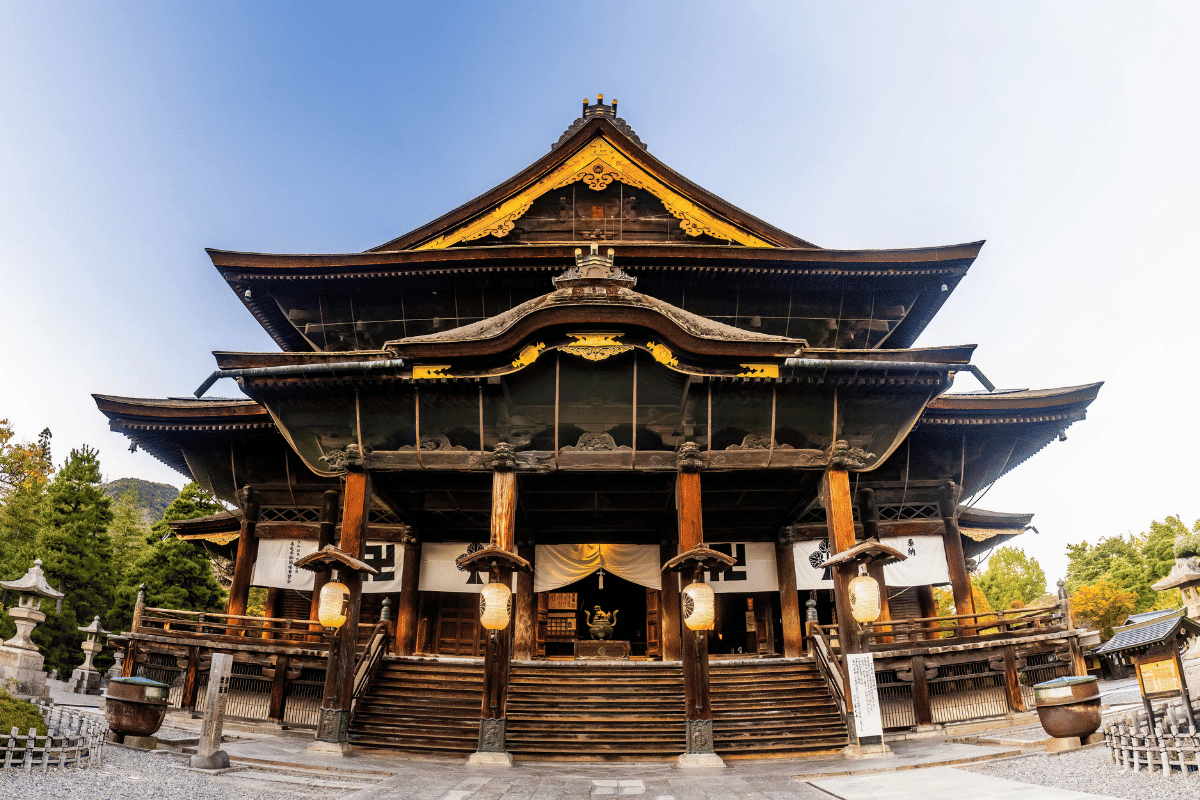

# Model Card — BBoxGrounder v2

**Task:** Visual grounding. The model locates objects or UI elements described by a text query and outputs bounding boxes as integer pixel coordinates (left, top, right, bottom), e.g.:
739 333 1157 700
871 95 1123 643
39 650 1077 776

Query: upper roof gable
371 115 818 252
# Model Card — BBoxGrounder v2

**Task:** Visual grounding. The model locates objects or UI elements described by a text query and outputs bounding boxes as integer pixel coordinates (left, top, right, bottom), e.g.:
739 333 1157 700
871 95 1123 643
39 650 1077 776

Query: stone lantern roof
78 615 109 636
0 559 64 599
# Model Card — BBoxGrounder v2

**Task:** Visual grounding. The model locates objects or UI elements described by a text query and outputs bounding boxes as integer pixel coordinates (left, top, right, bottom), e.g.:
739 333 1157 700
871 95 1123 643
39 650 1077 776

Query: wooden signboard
1135 651 1182 698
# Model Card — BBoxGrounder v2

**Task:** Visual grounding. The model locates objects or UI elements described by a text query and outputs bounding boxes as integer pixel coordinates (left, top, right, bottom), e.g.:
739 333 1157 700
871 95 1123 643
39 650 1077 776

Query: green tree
109 483 226 632
1066 521 1195 614
33 446 115 673
0 422 53 499
108 489 150 575
975 547 1047 610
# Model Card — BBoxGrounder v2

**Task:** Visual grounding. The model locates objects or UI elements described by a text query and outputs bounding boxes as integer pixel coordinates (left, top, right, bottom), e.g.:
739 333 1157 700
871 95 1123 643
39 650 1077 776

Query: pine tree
109 483 226 632
32 446 115 673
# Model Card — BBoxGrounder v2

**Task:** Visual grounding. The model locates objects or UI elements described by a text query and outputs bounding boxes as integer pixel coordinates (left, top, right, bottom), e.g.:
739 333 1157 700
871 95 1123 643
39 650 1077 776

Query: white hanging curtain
252 539 405 593
534 544 660 593
880 535 951 587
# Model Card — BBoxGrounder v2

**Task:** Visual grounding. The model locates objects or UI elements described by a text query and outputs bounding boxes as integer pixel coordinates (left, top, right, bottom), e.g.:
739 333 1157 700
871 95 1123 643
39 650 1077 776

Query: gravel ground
0 747 349 800
964 745 1200 800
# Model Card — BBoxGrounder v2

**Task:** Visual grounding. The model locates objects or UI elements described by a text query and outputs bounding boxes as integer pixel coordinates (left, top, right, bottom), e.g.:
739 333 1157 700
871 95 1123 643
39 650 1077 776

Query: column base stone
307 740 354 756
467 751 514 767
189 750 230 769
677 753 726 769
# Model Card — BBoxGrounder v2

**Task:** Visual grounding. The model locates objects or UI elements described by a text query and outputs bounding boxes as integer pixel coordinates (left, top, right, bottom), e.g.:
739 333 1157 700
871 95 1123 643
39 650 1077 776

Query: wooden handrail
136 608 330 645
806 621 849 726
350 621 390 715
858 604 1065 648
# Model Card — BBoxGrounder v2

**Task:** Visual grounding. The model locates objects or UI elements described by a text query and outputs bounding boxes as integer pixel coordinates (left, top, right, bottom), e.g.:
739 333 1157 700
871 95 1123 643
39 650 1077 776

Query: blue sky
1 2 1197 585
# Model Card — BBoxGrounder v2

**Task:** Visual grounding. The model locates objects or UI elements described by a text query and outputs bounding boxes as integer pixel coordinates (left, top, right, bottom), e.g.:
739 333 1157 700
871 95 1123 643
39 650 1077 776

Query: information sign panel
1137 652 1182 697
846 652 884 738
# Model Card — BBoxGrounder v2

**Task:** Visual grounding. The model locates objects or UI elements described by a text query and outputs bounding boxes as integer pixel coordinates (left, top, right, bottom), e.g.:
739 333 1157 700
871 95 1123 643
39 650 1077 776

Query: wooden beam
513 543 536 660
395 540 421 656
227 488 260 620
776 538 803 658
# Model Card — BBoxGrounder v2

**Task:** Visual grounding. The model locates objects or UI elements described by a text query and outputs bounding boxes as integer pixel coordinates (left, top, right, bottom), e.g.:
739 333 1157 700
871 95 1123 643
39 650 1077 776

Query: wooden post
314 470 371 751
1058 580 1089 677
180 645 201 713
262 588 283 639
121 640 137 678
226 488 260 619
911 654 933 726
939 482 976 634
823 469 860 655
309 490 339 639
513 543 536 661
269 655 290 724
676 472 703 551
490 471 516 553
857 489 892 643
660 539 681 661
916 585 940 640
1002 645 1025 712
395 538 421 655
775 535 803 658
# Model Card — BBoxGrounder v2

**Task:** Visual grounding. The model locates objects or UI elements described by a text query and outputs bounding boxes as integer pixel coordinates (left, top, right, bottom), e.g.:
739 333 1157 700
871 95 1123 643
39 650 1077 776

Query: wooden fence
1106 700 1200 775
1 701 108 771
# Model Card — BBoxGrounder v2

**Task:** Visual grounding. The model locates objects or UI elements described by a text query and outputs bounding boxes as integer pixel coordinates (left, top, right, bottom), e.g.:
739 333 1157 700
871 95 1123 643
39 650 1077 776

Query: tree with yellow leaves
1071 580 1136 640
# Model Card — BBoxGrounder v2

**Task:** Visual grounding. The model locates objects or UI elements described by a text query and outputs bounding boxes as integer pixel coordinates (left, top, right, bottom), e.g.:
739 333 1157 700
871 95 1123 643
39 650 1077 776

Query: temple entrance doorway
708 591 780 657
536 570 653 659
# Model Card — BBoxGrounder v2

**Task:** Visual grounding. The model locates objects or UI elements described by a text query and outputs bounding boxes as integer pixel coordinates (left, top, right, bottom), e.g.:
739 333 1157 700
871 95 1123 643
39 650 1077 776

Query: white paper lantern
681 582 715 631
848 573 881 623
318 581 349 629
479 581 512 630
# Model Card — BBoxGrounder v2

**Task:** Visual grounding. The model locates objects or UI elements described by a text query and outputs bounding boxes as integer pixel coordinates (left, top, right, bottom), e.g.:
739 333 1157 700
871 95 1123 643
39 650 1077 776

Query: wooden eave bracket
455 545 532 574
822 540 907 570
661 545 738 574
294 544 380 575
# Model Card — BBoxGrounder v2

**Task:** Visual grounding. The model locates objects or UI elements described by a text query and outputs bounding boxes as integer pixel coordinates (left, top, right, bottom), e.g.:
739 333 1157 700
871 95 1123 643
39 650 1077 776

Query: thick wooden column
180 645 201 713
822 469 860 654
775 535 803 658
660 540 681 661
395 537 421 656
513 542 536 661
474 448 518 759
916 585 940 640
1002 645 1025 712
262 587 284 639
676 471 703 551
227 488 260 618
911 654 933 726
857 489 892 643
315 470 371 750
938 482 976 631
269 655 290 723
309 490 339 638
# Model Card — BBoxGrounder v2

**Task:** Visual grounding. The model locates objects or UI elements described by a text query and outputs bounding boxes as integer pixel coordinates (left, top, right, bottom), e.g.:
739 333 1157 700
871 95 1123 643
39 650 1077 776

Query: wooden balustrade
135 606 332 649
859 604 1065 649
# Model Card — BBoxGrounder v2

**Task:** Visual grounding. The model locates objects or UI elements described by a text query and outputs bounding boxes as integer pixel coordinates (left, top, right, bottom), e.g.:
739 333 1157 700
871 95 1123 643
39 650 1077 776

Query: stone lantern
67 615 109 695
0 558 65 697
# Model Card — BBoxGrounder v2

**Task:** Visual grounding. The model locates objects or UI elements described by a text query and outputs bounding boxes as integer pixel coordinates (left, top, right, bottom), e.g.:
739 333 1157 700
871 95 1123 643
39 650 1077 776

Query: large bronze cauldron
1033 676 1102 739
105 677 169 737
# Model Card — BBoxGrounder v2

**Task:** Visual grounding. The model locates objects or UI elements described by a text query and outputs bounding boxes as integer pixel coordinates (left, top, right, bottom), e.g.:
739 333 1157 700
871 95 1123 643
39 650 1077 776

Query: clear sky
1 1 1197 587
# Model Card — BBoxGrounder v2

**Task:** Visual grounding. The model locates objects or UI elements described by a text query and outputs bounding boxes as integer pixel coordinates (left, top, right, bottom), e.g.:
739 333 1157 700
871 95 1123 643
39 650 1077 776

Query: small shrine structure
0 559 64 697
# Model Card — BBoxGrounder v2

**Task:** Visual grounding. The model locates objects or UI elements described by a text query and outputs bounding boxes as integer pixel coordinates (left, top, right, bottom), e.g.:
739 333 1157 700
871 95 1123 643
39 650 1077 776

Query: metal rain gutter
194 358 407 398
781 358 995 392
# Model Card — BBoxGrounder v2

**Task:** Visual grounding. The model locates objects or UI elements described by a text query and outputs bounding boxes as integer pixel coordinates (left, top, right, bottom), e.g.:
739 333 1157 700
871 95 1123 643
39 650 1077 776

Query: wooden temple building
95 98 1101 761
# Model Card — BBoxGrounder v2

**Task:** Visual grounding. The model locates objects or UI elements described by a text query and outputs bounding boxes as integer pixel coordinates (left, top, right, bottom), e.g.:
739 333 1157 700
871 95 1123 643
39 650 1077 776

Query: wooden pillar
1002 645 1025 713
475 449 518 758
395 538 421 656
676 471 703 551
660 539 681 661
513 543 536 661
309 490 339 640
227 487 260 618
939 482 976 632
269 655 290 723
911 654 933 726
262 587 284 639
916 585 940 640
120 641 137 678
180 645 201 712
857 489 892 643
315 470 371 748
822 469 860 655
775 535 803 658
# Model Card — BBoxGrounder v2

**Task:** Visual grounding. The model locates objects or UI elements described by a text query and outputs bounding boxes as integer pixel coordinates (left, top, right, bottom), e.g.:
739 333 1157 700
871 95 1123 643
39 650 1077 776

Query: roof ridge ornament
553 95 647 151
551 243 637 292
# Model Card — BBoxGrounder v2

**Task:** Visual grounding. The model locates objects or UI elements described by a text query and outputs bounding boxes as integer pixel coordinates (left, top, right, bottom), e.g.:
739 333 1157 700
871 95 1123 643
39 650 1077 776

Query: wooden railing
806 621 849 726
860 604 1066 650
135 606 332 650
351 620 390 715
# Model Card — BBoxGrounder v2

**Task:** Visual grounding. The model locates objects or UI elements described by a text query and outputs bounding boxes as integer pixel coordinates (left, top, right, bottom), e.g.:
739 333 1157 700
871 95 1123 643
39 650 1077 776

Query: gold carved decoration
413 365 454 380
737 364 780 379
414 137 775 249
511 342 546 369
645 341 679 367
560 333 633 361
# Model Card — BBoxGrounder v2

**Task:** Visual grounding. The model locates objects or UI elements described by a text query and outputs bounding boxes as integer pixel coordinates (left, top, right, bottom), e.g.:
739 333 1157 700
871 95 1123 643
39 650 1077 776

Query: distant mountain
102 478 179 524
